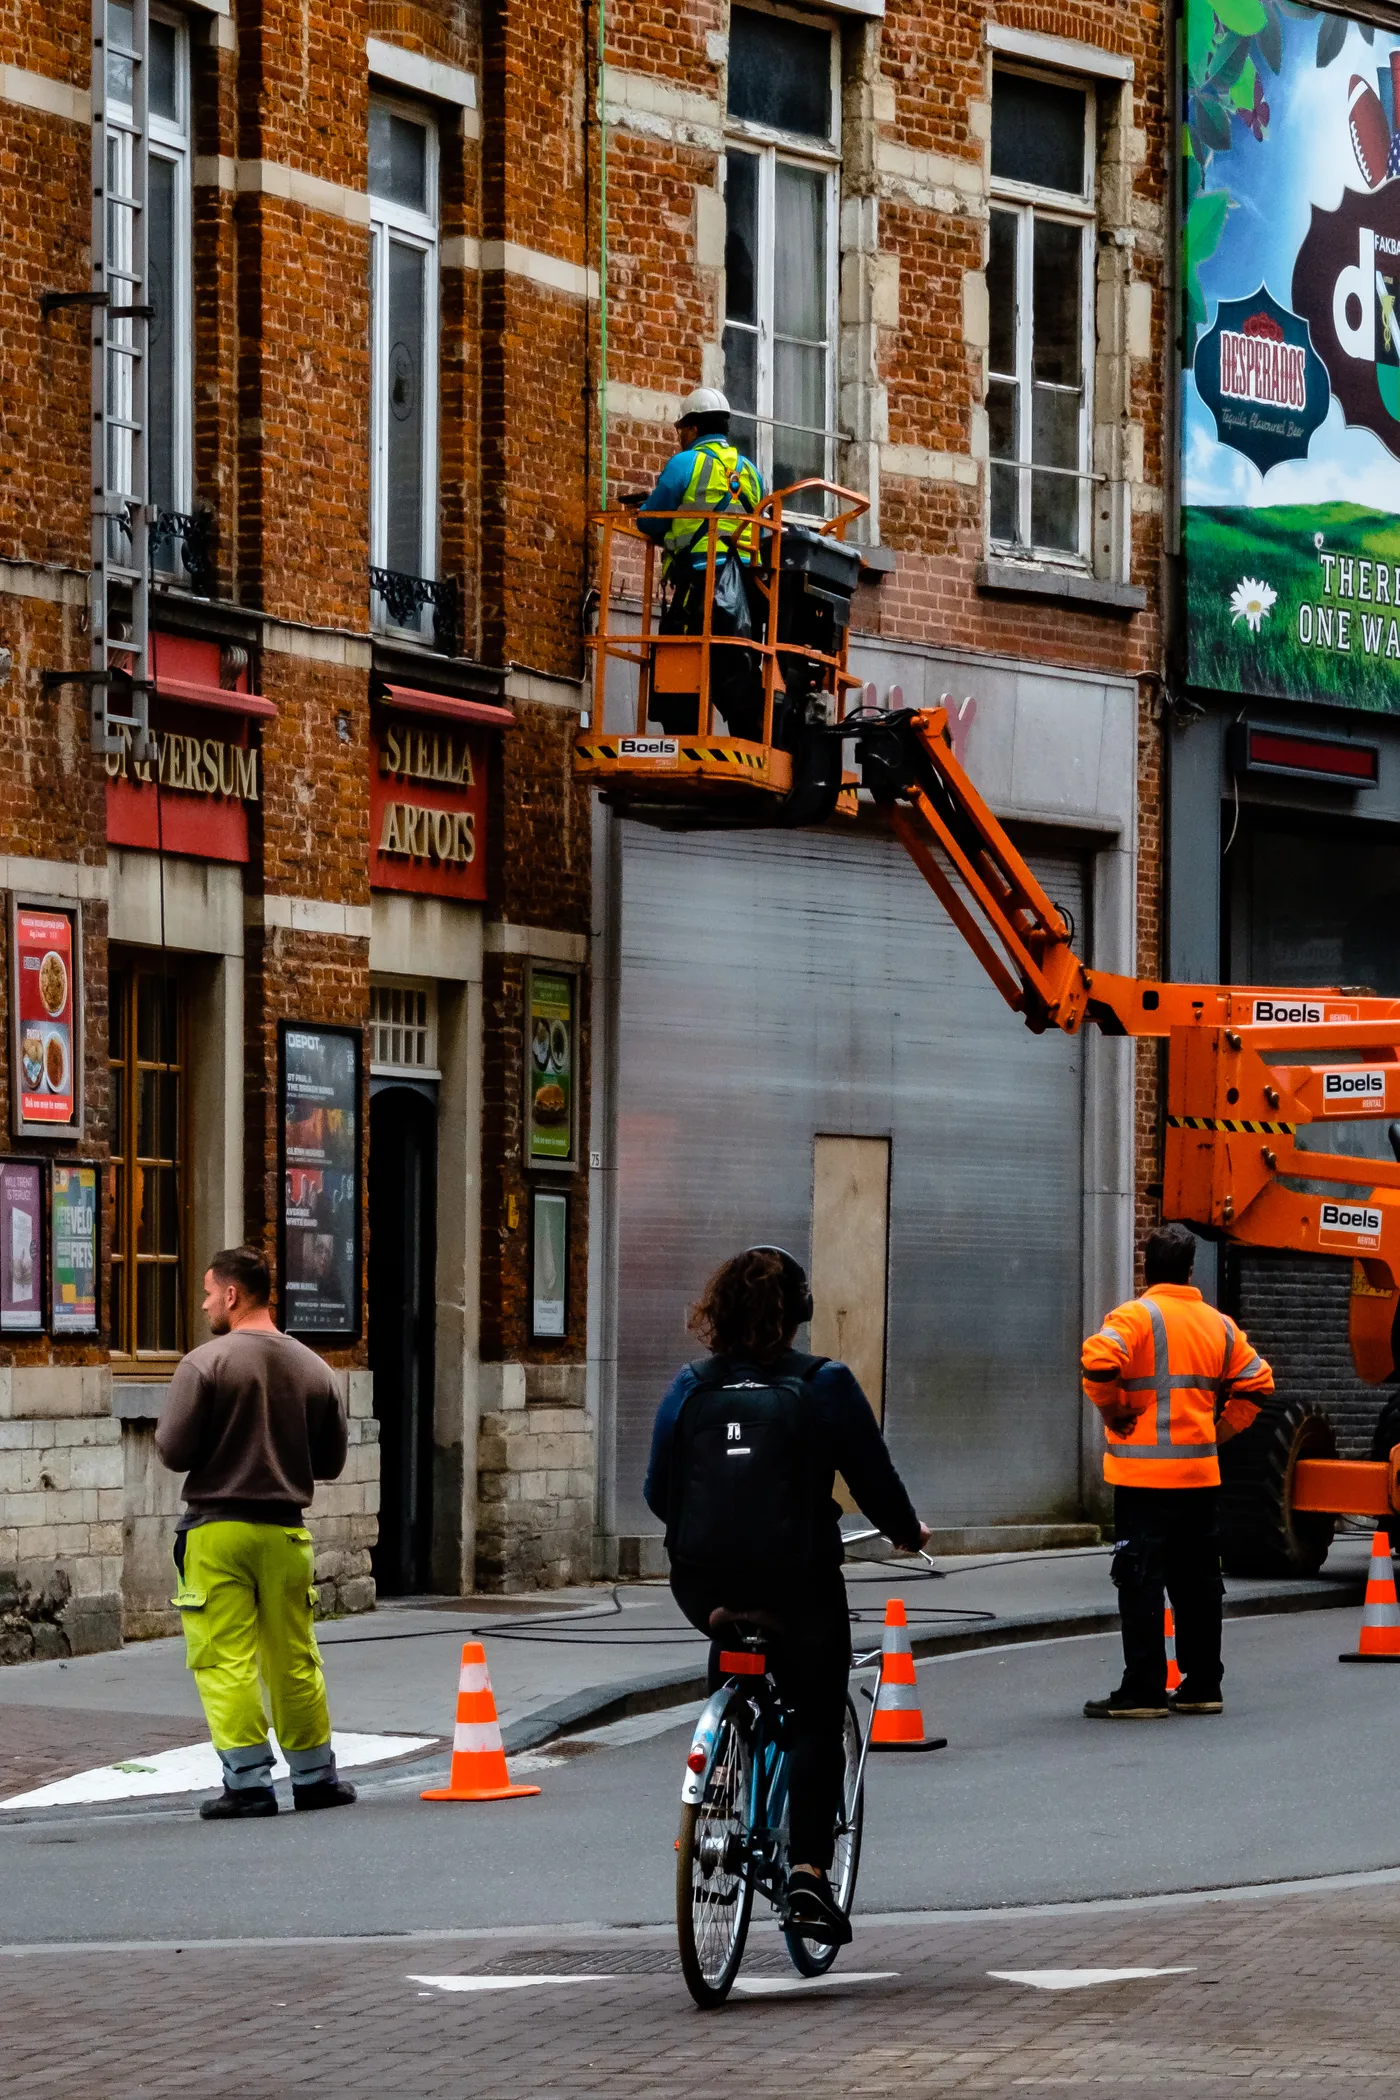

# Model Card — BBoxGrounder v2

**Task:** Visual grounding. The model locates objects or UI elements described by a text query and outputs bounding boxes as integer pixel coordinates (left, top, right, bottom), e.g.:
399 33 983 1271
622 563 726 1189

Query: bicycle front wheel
677 1710 754 2009
785 1693 864 1977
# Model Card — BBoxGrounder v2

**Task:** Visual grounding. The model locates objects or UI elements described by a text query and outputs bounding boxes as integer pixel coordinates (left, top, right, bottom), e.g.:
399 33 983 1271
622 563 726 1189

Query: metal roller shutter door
612 821 1087 1534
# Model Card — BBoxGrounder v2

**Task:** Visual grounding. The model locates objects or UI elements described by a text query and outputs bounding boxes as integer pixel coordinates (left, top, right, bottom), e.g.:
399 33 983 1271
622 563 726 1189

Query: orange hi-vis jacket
1081 1284 1275 1490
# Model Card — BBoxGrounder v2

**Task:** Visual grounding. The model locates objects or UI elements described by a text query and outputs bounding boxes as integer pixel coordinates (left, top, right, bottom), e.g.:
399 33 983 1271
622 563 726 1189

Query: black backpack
665 1352 827 1575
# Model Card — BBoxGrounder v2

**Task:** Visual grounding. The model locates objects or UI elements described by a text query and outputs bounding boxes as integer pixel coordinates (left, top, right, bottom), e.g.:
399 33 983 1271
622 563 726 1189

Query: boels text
1321 1069 1387 1111
1319 1200 1383 1249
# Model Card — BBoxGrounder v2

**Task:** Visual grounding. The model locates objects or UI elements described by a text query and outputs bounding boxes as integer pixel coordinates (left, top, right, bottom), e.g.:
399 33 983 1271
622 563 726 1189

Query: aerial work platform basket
574 480 869 828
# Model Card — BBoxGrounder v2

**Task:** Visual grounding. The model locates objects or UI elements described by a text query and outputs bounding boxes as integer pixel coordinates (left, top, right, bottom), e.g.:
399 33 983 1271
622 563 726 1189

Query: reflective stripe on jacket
1081 1283 1274 1489
660 442 763 573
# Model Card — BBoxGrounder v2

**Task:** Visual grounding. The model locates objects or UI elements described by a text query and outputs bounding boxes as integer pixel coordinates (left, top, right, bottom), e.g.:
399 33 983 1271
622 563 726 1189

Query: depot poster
10 902 79 1137
1184 2 1400 709
280 1024 360 1338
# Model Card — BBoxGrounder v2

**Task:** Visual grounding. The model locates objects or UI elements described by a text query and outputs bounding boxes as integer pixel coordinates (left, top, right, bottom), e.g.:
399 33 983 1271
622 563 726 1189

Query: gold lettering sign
379 723 475 787
104 726 260 803
378 802 476 865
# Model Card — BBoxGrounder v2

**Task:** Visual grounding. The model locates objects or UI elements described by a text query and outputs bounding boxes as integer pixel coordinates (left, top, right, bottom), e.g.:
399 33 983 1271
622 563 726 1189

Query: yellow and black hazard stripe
679 744 769 770
1167 1114 1296 1135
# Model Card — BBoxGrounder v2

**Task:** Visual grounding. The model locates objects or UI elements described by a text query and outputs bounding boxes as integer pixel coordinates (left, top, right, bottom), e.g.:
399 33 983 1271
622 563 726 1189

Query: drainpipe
597 0 608 506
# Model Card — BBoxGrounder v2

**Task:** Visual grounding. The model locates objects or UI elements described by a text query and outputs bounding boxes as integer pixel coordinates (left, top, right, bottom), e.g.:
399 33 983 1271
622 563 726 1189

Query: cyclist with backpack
645 1245 928 1947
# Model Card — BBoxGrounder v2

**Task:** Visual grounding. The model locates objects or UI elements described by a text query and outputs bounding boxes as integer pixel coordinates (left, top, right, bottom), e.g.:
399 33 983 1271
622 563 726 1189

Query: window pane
159 1068 179 1160
150 21 179 122
987 209 1017 376
1032 387 1081 549
109 977 127 1060
774 163 825 340
991 72 1087 195
772 416 824 496
990 463 1020 544
135 1163 153 1253
370 104 429 211
1032 387 1079 472
1032 219 1082 387
156 1168 180 1254
137 1069 159 1160
137 1260 180 1352
384 239 427 574
774 340 824 445
107 3 134 104
987 377 1018 466
724 151 759 326
1032 481 1078 554
724 324 758 418
727 9 831 141
111 1164 126 1258
148 155 177 517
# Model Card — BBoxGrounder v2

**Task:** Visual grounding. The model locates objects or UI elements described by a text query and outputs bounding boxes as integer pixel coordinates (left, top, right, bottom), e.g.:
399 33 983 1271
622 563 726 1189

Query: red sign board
369 708 489 900
12 905 78 1134
104 634 261 863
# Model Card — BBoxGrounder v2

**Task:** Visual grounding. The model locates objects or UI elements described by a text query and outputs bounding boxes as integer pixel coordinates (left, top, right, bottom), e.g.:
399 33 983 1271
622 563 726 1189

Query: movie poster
1184 2 1400 709
0 1161 42 1332
281 1025 360 1337
11 902 79 1137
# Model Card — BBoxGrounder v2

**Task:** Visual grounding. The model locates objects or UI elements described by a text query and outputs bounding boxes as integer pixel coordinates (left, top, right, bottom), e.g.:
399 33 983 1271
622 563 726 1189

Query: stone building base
476 1363 597 1590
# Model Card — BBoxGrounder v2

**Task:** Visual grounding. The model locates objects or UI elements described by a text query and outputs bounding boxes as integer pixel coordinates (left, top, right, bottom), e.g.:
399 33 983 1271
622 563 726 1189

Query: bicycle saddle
708 1606 786 1635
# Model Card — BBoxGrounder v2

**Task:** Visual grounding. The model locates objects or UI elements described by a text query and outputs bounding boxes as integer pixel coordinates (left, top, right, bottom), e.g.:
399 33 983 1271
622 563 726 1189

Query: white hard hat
677 387 730 422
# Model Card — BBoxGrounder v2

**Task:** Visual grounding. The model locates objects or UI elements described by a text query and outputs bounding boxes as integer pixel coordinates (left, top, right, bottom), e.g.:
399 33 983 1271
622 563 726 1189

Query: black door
369 1086 437 1594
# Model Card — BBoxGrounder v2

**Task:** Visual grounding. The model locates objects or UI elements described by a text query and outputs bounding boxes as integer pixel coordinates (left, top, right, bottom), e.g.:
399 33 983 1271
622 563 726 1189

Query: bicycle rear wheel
785 1694 864 1977
677 1710 755 2008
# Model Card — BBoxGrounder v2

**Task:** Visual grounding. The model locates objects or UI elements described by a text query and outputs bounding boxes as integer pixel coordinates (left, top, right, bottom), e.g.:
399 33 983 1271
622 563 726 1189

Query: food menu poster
527 971 575 1165
0 1161 42 1332
12 905 77 1135
281 1025 360 1337
50 1163 98 1335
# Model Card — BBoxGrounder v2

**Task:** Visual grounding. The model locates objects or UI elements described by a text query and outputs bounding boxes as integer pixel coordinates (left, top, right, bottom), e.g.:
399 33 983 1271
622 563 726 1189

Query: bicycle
675 1611 879 2009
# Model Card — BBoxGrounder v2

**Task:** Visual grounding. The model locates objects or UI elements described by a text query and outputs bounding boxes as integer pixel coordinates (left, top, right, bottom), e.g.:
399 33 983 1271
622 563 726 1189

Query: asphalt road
5 1605 1399 1948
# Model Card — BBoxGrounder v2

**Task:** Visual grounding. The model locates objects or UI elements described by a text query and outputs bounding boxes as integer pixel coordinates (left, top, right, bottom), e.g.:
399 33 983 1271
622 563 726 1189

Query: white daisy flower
1314 532 1325 549
1230 577 1277 633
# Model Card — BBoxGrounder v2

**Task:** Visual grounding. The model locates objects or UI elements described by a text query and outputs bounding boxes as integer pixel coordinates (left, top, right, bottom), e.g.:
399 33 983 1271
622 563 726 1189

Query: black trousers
1112 1485 1224 1702
670 1563 851 1872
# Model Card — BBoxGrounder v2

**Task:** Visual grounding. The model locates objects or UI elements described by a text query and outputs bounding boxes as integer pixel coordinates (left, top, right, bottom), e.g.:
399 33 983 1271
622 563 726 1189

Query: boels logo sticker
1321 1068 1388 1112
1319 1200 1384 1250
1251 998 1360 1027
618 737 679 761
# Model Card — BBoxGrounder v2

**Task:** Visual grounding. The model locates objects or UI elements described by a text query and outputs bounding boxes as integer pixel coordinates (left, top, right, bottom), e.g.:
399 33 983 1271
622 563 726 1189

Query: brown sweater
155 1329 348 1524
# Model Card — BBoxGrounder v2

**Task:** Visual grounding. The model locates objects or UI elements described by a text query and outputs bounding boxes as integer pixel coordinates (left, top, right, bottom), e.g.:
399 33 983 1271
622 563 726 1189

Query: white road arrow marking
409 1974 611 1993
732 1971 898 1995
989 1967 1194 1991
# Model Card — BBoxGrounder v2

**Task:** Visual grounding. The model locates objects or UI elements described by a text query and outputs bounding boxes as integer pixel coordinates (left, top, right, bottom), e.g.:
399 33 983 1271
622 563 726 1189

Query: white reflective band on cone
453 1721 504 1754
459 1662 491 1695
876 1683 921 1711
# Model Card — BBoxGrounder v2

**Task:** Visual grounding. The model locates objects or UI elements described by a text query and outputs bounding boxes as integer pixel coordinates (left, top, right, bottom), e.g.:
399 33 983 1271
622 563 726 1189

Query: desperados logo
1193 287 1329 474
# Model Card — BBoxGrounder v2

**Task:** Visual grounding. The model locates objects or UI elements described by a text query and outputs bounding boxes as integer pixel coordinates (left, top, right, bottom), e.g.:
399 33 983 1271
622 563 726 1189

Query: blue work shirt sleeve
636 452 695 544
643 1363 699 1522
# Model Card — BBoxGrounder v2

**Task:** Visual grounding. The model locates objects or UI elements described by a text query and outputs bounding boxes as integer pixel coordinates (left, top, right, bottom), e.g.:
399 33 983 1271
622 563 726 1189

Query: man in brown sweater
155 1245 356 1821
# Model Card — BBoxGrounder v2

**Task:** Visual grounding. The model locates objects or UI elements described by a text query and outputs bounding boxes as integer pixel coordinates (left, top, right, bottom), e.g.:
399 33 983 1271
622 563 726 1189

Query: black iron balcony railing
370 567 460 656
151 508 216 597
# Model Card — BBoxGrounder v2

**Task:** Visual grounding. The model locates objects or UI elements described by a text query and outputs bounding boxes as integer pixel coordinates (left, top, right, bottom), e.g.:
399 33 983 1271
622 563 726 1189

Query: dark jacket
155 1329 348 1524
644 1350 921 1567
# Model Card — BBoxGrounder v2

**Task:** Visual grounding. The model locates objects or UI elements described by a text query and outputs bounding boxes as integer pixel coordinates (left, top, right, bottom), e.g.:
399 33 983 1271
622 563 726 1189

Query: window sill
976 558 1146 617
110 1380 172 1423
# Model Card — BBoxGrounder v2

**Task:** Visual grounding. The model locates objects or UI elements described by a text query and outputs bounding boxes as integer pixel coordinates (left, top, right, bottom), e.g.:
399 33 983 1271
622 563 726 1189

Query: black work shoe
785 1868 853 1946
1083 1691 1170 1720
1169 1685 1223 1715
292 1778 358 1811
199 1785 278 1821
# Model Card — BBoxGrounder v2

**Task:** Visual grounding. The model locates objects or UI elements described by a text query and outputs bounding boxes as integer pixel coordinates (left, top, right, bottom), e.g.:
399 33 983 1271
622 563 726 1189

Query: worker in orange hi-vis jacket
1080 1222 1275 1722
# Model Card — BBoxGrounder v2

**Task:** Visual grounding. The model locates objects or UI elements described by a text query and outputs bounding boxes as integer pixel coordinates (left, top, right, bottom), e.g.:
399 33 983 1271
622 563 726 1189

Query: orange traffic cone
421 1641 543 1800
1164 1605 1183 1693
1340 1532 1400 1663
868 1598 947 1752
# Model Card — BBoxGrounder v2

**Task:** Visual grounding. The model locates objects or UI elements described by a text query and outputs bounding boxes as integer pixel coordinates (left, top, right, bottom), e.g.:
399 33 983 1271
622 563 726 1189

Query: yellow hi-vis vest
663 442 763 575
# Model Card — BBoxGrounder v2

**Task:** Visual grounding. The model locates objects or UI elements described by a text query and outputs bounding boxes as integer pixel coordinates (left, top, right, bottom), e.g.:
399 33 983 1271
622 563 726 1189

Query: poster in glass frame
49 1160 99 1336
525 966 577 1171
10 896 83 1142
278 1022 362 1340
0 1159 44 1333
530 1189 569 1340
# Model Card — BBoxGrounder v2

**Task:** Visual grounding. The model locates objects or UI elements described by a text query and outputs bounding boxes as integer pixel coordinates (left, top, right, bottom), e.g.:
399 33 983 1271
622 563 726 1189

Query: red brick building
0 0 1171 1656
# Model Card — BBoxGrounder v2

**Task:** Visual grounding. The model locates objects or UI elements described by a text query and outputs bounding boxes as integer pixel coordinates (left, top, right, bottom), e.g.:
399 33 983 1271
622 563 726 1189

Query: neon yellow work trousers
174 1521 336 1791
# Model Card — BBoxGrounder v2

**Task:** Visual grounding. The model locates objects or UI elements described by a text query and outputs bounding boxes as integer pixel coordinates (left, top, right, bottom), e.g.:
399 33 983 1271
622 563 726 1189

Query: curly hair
688 1248 797 1364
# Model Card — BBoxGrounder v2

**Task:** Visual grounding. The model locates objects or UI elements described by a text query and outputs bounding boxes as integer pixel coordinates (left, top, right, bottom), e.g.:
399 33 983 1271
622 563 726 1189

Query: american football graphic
1350 74 1391 190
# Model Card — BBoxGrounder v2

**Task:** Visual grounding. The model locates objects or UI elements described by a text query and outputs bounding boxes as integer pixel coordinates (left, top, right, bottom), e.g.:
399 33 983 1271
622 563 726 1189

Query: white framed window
986 68 1096 563
369 96 440 626
105 5 193 565
722 6 839 508
369 980 440 1078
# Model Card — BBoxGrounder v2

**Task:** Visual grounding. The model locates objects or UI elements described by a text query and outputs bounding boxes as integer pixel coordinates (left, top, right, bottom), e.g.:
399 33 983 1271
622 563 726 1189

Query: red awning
154 673 278 720
381 683 515 728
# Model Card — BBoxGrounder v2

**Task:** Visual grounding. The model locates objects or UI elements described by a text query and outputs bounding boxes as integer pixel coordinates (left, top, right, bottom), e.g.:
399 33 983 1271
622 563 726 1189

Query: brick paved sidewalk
6 1877 1399 2099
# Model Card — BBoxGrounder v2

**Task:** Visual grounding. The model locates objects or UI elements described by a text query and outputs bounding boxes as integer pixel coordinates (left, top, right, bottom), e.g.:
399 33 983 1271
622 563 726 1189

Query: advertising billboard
280 1024 361 1339
1184 2 1400 709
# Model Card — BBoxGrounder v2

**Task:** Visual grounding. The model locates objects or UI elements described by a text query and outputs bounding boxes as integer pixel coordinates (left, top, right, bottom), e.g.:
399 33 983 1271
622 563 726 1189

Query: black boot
785 1868 853 1946
293 1777 357 1811
199 1785 278 1821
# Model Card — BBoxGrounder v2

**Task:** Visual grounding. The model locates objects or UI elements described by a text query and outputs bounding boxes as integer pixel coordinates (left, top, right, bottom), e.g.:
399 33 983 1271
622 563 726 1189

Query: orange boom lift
576 488 1400 1570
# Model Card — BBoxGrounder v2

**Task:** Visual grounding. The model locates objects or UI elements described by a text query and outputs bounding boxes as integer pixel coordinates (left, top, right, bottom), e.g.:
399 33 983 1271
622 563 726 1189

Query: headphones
745 1245 815 1326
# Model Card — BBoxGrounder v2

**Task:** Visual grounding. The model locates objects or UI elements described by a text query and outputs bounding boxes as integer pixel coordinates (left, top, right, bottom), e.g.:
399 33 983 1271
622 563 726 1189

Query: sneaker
785 1868 853 1946
1169 1686 1223 1715
1083 1691 1170 1720
199 1785 278 1821
292 1778 358 1811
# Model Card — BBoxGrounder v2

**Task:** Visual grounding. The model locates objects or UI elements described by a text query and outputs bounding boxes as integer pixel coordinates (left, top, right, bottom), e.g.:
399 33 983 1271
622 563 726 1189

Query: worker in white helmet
634 388 767 739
